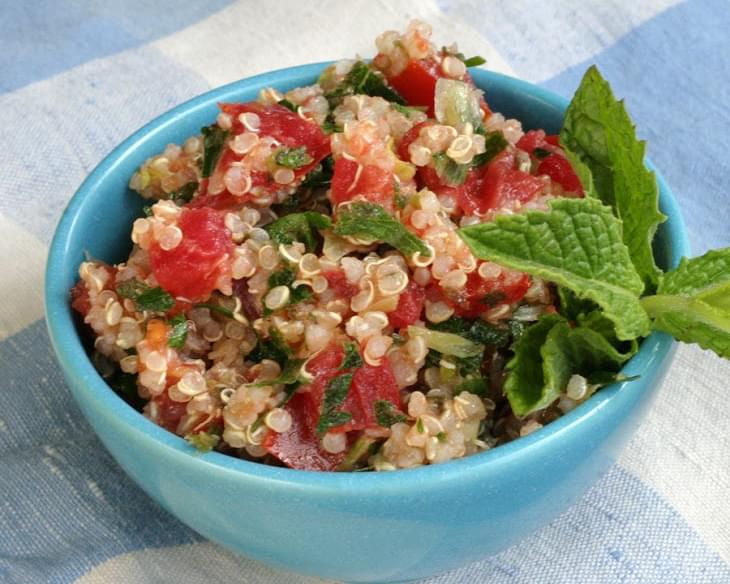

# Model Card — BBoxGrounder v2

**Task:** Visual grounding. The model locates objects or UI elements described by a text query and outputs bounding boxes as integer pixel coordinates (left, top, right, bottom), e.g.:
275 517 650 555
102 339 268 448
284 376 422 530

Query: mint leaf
117 279 175 313
562 149 597 199
641 248 730 359
266 211 332 251
317 373 354 435
201 124 228 179
275 146 314 170
561 66 665 289
278 99 298 112
334 202 430 257
169 181 198 205
374 400 406 427
459 198 650 340
255 358 305 388
505 314 631 416
504 314 564 416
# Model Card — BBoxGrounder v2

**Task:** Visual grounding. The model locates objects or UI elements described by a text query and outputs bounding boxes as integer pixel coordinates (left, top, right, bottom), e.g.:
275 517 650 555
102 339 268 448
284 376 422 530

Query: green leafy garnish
458 197 651 340
416 418 425 433
278 98 298 112
455 377 489 397
335 202 430 257
248 329 292 367
169 181 198 205
471 131 509 167
324 61 405 107
561 65 666 289
255 358 305 389
167 314 188 349
200 124 228 178
341 343 363 369
462 55 486 67
302 155 334 188
505 313 633 416
265 265 312 311
317 373 354 435
374 400 406 428
185 426 222 453
338 435 378 471
274 146 314 169
193 302 235 319
641 248 730 358
436 431 448 443
116 279 175 313
432 152 469 186
429 317 510 347
265 211 332 251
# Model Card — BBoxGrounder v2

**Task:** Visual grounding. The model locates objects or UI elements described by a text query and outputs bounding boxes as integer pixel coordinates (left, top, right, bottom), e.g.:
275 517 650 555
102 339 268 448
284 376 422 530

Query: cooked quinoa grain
71 21 589 471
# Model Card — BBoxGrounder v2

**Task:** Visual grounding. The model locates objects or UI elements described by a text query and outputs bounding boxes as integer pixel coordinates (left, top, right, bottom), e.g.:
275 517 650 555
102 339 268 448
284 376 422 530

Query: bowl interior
45 63 690 485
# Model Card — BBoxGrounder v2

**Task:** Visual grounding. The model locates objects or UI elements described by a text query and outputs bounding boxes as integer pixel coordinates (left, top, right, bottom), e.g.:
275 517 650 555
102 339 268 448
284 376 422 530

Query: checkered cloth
2 1 728 582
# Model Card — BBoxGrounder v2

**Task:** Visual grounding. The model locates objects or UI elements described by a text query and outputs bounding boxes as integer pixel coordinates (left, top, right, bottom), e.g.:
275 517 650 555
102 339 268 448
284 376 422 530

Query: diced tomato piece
387 59 442 116
438 271 531 318
544 134 561 147
461 150 544 214
351 361 402 428
389 280 425 329
263 393 345 471
70 280 91 317
149 207 233 302
153 391 188 433
397 121 432 161
323 269 358 298
537 154 584 195
330 157 394 208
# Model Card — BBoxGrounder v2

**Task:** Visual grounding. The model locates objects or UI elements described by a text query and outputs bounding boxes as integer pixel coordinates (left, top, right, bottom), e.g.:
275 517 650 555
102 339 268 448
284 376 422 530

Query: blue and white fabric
1 1 728 582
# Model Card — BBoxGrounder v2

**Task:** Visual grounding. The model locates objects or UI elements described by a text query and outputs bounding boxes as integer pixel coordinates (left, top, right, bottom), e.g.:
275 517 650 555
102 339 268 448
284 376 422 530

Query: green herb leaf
471 131 509 167
169 181 198 205
428 317 510 347
416 418 425 433
533 147 552 160
338 435 378 471
505 313 632 416
374 399 406 428
325 61 405 107
563 148 597 199
167 314 188 349
278 98 298 112
341 343 363 369
116 279 175 313
561 65 666 289
302 155 334 188
268 266 296 288
265 211 332 251
248 329 292 367
462 55 486 67
201 124 229 178
392 103 428 118
185 425 222 453
458 197 651 340
193 302 235 319
274 146 314 170
641 248 730 358
317 373 354 435
432 152 469 186
335 202 430 257
255 358 305 388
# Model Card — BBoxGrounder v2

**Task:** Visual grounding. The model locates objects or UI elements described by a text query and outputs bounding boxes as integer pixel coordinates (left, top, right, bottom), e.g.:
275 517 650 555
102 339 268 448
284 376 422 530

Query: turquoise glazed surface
45 63 689 583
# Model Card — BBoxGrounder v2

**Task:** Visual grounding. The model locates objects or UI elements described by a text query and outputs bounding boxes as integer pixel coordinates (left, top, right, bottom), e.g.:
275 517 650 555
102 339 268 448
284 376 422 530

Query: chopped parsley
374 400 406 428
317 373 354 435
455 377 489 397
116 279 175 313
471 131 509 167
169 181 198 205
302 155 334 187
341 343 363 369
193 302 235 319
265 211 332 251
462 55 486 68
167 314 188 349
278 98 298 112
416 418 425 433
334 202 430 257
248 329 291 367
274 146 314 169
200 124 228 178
432 152 469 186
325 61 405 107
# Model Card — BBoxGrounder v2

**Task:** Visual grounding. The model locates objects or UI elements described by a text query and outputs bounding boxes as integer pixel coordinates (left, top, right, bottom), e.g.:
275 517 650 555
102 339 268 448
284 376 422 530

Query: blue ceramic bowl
45 63 689 583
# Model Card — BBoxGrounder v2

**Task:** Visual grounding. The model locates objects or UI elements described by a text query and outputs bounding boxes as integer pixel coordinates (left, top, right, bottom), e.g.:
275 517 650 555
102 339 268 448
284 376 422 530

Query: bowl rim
44 62 690 488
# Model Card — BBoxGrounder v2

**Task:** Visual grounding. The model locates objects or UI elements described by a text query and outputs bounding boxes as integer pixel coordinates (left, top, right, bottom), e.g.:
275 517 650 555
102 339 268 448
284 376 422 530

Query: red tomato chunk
150 208 233 302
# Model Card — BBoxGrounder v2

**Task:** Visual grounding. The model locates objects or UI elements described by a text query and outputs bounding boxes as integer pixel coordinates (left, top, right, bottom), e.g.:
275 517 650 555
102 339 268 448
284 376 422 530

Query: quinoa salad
70 21 730 471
